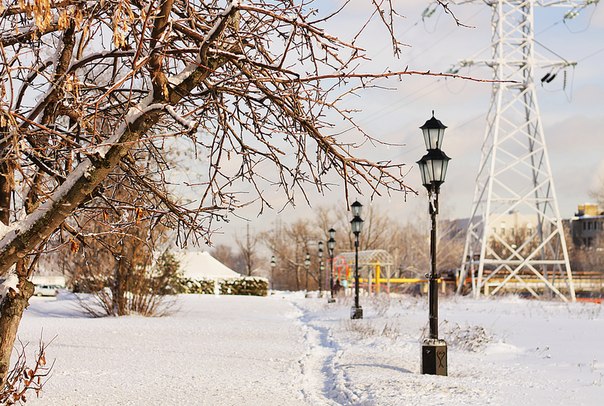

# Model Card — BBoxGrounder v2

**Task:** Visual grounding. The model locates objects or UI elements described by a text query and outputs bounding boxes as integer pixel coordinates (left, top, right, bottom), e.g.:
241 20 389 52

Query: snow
0 273 19 300
0 161 91 256
178 251 242 279
0 217 17 242
15 292 604 405
167 61 199 87
165 105 195 130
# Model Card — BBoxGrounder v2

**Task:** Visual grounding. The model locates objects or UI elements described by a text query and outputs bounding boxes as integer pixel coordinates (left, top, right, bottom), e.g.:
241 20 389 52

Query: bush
220 277 268 296
175 278 216 294
174 277 268 296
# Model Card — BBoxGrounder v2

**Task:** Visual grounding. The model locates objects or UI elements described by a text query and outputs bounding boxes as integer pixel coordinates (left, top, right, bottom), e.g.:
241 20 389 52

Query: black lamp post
270 255 276 291
350 200 364 320
327 228 336 303
304 252 311 292
417 111 451 376
318 241 324 297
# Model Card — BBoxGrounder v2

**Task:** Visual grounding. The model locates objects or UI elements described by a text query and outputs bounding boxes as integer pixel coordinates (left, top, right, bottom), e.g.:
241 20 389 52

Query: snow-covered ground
16 292 604 405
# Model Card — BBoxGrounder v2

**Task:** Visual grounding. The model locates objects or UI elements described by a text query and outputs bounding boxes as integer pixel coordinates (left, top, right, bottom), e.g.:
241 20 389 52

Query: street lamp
304 252 310 297
270 255 276 291
417 111 451 376
350 200 364 320
318 241 324 297
327 228 336 303
304 252 311 292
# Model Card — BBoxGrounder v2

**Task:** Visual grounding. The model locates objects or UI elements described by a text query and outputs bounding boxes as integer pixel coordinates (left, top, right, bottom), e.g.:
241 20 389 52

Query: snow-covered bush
220 278 268 296
175 278 215 295
343 320 400 340
440 320 492 352
173 277 268 296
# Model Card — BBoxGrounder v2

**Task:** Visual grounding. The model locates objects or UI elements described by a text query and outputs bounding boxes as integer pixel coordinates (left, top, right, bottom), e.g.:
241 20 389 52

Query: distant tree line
211 203 465 291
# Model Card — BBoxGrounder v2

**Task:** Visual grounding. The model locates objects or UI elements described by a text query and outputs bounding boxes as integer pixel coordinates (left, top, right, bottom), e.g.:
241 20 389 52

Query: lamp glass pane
428 157 446 183
329 228 336 239
432 158 443 182
420 115 447 149
440 159 449 182
351 201 362 217
417 158 429 186
423 149 450 183
327 238 335 251
351 216 363 234
426 158 435 183
422 128 444 150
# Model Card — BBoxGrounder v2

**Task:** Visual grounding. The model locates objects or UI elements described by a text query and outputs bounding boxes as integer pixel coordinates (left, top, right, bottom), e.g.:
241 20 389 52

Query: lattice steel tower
457 0 595 301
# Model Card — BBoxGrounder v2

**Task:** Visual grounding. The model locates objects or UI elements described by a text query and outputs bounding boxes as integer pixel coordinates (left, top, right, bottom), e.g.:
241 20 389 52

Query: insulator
563 70 567 90
540 73 551 83
422 7 435 18
545 73 556 83
564 10 579 20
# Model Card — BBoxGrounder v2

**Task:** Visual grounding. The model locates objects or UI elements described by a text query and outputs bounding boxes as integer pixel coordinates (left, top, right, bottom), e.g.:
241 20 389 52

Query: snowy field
15 292 604 405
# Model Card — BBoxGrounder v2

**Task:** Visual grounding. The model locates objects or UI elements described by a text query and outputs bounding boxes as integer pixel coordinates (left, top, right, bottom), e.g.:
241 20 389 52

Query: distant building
443 211 536 244
570 203 604 249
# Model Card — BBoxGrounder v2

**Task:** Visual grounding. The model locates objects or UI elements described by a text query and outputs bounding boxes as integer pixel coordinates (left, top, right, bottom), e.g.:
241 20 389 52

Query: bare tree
316 202 395 252
0 0 481 385
261 219 318 290
71 219 174 317
265 203 405 289
306 204 461 286
590 180 604 208
236 224 258 276
211 244 241 273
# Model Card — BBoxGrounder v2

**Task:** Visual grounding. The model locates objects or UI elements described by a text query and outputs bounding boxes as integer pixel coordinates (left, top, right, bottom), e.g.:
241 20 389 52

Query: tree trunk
0 277 34 386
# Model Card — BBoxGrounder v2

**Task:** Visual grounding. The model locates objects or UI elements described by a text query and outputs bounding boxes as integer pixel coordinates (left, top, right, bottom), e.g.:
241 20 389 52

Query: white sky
201 1 604 248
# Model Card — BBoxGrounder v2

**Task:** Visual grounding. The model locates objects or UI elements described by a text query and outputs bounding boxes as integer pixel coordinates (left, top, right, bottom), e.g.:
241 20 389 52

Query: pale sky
199 1 604 248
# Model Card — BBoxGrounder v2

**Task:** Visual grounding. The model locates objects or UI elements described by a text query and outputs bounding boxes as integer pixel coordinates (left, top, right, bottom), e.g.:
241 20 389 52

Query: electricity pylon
456 0 596 301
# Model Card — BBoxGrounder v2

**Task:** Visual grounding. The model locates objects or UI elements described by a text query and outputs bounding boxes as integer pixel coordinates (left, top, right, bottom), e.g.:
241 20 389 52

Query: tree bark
0 277 34 387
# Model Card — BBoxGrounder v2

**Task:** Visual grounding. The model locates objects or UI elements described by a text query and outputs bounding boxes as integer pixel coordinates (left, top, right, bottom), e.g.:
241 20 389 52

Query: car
34 284 61 297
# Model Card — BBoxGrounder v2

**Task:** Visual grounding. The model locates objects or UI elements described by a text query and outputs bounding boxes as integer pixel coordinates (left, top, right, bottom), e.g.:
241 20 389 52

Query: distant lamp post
350 200 364 319
327 228 336 303
304 252 311 292
318 241 324 297
270 255 276 291
417 111 451 376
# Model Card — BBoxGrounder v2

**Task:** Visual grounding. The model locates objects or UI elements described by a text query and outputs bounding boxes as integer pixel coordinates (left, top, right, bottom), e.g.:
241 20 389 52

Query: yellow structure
578 203 600 216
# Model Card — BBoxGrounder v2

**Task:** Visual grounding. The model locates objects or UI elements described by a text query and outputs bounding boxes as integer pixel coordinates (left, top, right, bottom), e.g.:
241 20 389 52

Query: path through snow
13 291 604 405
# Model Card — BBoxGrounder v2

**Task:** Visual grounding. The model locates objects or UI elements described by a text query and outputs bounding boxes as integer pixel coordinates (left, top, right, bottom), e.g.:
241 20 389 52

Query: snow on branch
165 106 195 130
0 273 19 303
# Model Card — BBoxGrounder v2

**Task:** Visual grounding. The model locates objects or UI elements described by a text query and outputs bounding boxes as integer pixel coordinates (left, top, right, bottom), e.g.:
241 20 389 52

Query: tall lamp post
327 228 336 303
318 241 324 297
350 200 364 320
270 255 276 291
417 111 451 376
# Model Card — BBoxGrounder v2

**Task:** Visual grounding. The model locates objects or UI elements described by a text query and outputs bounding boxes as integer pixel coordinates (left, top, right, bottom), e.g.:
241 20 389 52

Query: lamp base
350 306 363 319
421 339 447 376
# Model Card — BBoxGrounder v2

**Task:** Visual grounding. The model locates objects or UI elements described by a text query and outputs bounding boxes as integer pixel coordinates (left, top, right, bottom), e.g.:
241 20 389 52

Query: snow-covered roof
178 251 241 280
